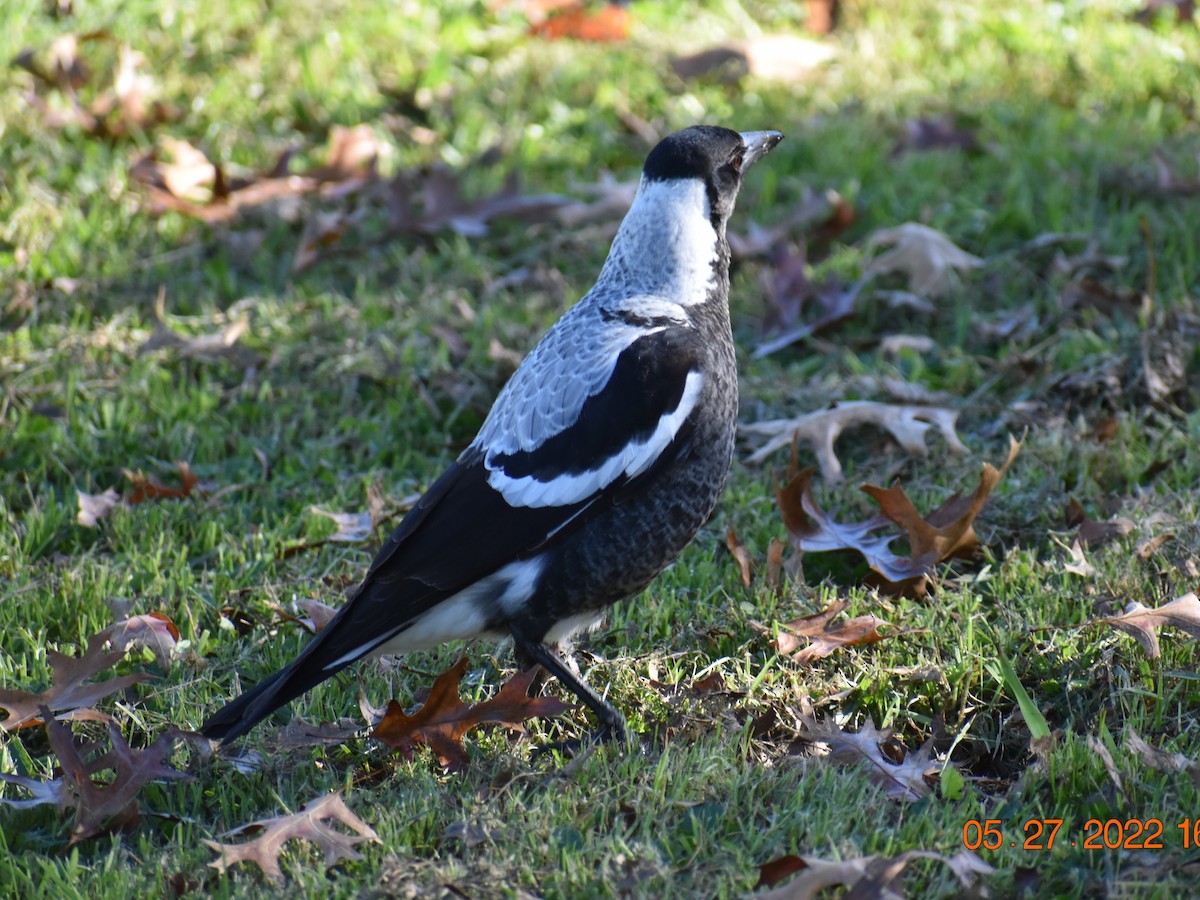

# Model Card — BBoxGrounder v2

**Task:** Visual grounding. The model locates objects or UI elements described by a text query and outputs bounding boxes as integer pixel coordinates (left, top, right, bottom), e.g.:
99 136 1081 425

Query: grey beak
738 130 784 172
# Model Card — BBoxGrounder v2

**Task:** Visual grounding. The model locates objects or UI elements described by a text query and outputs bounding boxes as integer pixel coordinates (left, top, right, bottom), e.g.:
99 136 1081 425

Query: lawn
2 0 1199 896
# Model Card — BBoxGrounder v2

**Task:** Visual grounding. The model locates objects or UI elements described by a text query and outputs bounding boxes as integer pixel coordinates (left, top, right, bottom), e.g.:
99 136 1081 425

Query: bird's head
641 126 783 232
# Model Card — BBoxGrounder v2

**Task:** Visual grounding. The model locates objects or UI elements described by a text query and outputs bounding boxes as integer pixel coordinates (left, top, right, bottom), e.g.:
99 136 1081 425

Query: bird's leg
509 627 629 754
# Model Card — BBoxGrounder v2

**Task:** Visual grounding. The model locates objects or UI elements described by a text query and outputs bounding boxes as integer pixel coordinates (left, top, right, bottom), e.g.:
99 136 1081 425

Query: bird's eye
730 149 746 171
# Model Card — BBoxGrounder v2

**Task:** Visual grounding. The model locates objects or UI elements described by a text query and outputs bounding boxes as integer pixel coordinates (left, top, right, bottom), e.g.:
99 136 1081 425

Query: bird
201 125 783 745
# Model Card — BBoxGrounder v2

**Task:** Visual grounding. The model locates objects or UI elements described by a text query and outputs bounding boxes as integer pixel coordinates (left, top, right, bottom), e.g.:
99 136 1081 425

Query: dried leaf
77 487 120 527
776 465 930 587
0 631 149 731
0 772 68 810
725 529 753 587
371 659 574 770
864 223 982 297
1135 533 1173 560
123 460 200 504
758 849 993 897
1058 537 1095 578
138 317 251 361
106 612 180 670
204 793 379 883
743 400 966 479
310 507 373 543
751 251 864 358
756 599 897 665
293 598 339 633
44 713 192 845
862 435 1021 563
292 208 352 273
1124 728 1200 788
530 2 631 41
1099 592 1200 659
797 717 945 802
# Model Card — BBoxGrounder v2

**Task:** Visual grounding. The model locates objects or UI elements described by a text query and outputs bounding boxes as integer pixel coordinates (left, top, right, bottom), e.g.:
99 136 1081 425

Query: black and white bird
201 125 783 744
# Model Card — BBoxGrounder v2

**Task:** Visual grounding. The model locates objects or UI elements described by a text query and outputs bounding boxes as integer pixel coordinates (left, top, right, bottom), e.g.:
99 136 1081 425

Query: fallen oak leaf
43 711 192 845
1124 728 1200 787
123 460 200 504
864 222 982 298
204 793 379 884
105 612 180 670
756 848 993 899
1098 592 1200 659
776 465 932 587
796 716 946 801
0 772 68 810
754 598 900 665
0 631 149 731
862 434 1022 564
371 658 574 770
741 401 966 479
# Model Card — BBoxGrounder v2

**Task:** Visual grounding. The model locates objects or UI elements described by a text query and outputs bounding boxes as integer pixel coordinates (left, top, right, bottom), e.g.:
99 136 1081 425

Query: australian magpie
201 125 783 744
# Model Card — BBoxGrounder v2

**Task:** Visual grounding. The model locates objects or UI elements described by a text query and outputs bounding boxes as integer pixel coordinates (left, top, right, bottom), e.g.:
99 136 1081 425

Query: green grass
3 0 1200 896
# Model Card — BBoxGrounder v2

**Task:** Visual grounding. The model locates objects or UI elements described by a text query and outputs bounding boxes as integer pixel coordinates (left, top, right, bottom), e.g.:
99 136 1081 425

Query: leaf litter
203 793 380 883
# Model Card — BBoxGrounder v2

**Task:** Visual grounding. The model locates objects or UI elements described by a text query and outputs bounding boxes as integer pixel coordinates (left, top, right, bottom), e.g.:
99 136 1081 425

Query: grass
2 0 1200 895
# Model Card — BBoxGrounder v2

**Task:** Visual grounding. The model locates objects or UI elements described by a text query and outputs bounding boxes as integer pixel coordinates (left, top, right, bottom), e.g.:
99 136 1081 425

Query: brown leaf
758 599 896 665
756 854 809 889
530 2 631 41
77 487 120 527
313 124 380 181
1099 592 1200 659
204 793 379 883
742 401 966 479
293 598 339 634
725 529 753 587
292 208 353 273
106 612 180 670
371 659 574 770
797 717 945 801
864 223 982 298
751 246 864 358
776 465 930 586
44 713 192 845
123 460 200 504
862 435 1021 563
755 848 993 900
0 631 149 731
1135 533 1174 560
1124 728 1200 787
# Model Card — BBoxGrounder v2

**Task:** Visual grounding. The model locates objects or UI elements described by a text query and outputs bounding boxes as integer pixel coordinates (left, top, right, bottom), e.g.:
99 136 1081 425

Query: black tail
200 660 310 742
200 631 364 742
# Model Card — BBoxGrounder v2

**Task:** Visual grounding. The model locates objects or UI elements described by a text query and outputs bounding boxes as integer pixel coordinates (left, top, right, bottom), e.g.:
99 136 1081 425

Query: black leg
509 626 628 749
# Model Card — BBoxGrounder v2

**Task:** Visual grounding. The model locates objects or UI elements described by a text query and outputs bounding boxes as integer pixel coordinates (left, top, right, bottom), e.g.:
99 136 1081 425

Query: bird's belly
529 420 736 633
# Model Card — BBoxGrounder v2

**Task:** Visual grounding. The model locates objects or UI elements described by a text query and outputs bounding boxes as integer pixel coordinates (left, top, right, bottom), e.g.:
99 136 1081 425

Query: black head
642 126 783 227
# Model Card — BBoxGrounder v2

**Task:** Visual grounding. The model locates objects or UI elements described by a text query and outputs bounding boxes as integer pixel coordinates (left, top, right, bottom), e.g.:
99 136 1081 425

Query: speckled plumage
201 126 782 744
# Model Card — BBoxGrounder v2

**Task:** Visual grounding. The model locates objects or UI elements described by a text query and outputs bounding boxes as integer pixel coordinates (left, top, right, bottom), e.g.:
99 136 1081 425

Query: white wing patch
485 371 704 509
321 557 546 667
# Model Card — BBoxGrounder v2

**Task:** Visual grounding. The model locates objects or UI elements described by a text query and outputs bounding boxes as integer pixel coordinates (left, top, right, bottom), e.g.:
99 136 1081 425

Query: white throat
597 177 720 306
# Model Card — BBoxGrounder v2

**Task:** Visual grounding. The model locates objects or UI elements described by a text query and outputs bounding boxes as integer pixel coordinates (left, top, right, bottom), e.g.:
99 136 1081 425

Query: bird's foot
531 712 631 761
